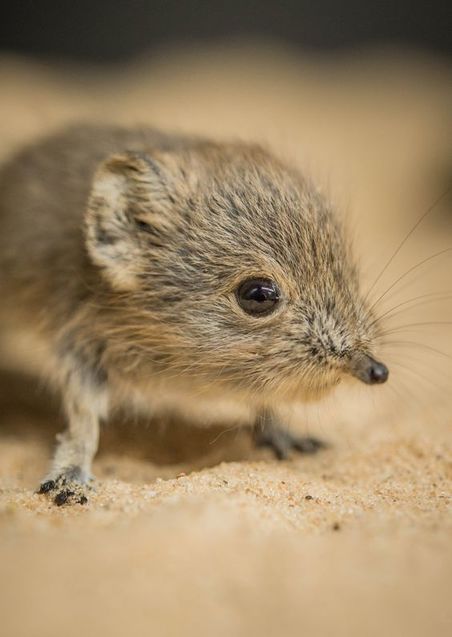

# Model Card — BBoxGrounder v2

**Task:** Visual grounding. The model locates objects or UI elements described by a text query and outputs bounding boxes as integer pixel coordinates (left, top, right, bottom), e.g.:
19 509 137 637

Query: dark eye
236 278 281 316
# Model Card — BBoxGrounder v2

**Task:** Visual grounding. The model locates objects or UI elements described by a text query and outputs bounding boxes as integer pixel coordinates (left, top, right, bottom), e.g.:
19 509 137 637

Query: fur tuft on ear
85 151 175 291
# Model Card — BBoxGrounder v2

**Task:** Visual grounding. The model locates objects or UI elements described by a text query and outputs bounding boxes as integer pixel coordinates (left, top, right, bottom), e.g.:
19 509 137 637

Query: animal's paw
255 427 328 460
38 466 92 506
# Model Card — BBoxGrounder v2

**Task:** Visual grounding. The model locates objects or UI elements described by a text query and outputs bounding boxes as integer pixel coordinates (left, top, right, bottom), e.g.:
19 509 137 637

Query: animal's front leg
38 354 108 506
253 409 327 460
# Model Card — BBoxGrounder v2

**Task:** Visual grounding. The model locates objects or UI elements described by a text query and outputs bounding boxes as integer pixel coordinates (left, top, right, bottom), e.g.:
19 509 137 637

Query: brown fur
0 123 383 503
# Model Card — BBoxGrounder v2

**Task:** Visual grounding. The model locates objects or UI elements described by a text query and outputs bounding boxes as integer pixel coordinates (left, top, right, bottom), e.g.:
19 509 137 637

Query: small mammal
0 124 388 505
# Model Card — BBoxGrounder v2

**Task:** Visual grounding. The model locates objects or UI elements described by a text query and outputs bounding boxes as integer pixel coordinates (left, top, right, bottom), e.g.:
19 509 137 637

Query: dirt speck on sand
0 44 451 637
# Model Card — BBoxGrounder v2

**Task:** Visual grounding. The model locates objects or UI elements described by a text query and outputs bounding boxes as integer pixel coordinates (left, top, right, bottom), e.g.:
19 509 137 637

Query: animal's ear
85 151 176 290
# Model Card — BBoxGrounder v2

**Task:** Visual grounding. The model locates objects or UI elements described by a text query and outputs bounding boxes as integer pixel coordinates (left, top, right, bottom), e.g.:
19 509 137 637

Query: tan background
0 43 451 637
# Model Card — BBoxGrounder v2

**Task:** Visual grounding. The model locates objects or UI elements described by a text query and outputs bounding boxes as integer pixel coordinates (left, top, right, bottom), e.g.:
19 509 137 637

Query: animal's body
0 124 388 505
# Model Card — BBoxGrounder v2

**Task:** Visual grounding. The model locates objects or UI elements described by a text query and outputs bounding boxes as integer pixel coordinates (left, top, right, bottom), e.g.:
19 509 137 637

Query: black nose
350 354 389 385
368 360 389 384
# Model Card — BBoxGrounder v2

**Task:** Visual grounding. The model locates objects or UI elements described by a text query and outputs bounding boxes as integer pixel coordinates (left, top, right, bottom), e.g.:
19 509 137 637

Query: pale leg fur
39 353 108 505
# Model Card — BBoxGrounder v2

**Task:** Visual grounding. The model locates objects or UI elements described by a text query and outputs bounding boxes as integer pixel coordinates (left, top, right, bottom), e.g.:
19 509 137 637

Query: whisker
209 423 243 446
388 361 444 392
368 248 452 313
380 339 452 362
364 185 452 302
386 365 432 406
379 321 452 337
369 291 452 328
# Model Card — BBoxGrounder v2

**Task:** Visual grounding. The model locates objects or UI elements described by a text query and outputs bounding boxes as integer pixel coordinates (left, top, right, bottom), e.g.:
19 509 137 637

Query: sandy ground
0 43 451 637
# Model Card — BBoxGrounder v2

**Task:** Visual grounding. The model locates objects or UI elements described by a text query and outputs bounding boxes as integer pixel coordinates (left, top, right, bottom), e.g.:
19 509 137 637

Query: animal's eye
236 278 281 316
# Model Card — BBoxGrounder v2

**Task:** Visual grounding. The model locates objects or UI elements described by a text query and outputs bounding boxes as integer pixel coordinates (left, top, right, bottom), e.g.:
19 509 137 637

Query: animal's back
0 124 172 276
0 124 175 369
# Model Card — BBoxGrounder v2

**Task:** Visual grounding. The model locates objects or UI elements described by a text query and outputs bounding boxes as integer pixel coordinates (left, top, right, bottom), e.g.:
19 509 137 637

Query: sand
0 43 451 637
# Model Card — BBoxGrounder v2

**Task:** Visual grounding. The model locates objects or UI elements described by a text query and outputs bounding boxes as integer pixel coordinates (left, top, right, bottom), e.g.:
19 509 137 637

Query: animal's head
85 140 388 403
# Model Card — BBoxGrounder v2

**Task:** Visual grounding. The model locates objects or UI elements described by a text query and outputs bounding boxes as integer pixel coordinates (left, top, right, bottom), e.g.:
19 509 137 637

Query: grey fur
0 124 385 505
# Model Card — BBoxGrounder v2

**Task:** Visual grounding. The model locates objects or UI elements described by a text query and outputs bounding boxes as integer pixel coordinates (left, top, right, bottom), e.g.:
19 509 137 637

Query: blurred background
1 4 452 637
1 0 450 394
1 0 452 62
1 0 451 224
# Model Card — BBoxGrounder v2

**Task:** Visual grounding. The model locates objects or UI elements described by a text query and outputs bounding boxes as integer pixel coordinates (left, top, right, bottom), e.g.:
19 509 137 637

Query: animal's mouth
347 354 389 385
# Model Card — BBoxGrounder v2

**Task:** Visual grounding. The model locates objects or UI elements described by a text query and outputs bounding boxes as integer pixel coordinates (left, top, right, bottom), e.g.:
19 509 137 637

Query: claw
254 426 327 460
37 469 92 506
38 480 56 494
54 489 74 506
292 436 328 454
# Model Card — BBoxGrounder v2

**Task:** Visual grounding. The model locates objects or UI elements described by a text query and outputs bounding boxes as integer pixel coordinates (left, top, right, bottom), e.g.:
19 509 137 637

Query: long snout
348 354 389 385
